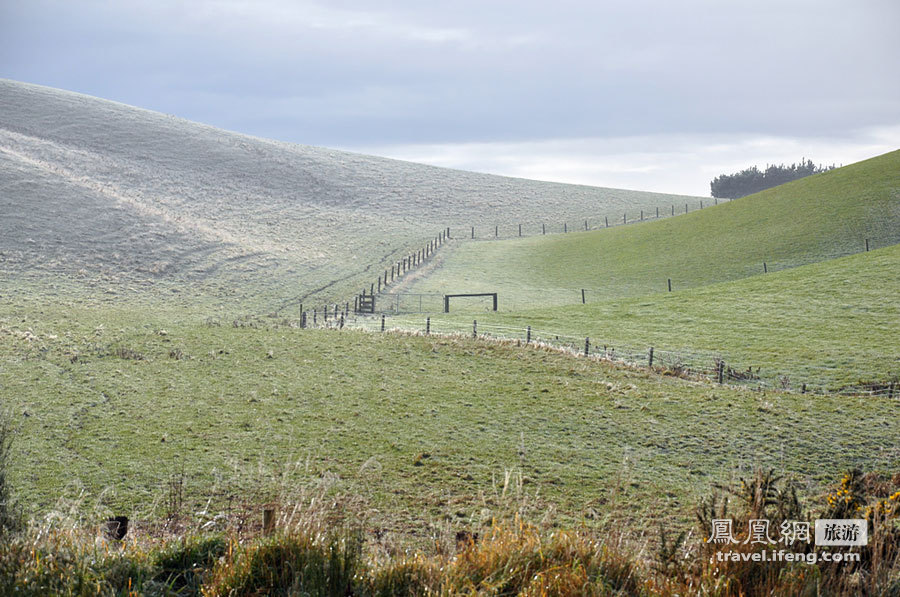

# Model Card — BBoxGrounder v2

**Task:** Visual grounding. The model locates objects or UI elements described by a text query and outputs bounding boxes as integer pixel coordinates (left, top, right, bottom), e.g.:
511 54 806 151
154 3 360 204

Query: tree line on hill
710 158 836 198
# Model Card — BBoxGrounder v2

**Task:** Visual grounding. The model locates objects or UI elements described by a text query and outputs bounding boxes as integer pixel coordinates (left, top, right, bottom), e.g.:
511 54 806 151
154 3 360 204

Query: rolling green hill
401 243 900 392
405 150 900 308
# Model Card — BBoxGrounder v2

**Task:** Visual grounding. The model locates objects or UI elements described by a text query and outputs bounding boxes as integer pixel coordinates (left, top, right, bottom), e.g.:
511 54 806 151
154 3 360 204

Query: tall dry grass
0 467 898 595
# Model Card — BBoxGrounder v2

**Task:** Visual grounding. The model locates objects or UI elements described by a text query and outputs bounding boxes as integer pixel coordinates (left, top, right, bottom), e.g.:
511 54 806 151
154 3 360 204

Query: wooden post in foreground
263 508 276 535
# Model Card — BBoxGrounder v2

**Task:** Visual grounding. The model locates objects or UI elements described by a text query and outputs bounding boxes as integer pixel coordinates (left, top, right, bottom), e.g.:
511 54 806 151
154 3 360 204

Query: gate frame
443 293 498 313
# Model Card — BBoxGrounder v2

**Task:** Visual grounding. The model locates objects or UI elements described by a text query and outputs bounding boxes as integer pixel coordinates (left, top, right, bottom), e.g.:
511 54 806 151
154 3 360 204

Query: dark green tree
711 159 835 198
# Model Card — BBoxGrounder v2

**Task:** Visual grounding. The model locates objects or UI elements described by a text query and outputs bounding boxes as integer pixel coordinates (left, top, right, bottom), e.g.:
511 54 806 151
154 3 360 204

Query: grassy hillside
0 79 700 311
406 150 900 308
3 303 899 534
392 244 900 392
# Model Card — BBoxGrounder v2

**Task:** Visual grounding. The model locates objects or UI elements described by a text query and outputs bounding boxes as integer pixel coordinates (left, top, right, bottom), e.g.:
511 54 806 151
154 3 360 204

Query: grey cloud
1 0 898 151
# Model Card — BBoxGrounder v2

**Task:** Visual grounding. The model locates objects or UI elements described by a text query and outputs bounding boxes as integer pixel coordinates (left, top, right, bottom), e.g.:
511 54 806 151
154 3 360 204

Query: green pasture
406 150 900 309
2 304 899 538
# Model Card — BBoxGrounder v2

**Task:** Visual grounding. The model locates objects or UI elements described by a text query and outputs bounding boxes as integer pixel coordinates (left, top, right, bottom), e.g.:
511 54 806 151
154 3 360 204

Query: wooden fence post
381 314 385 332
263 508 276 535
542 223 546 235
671 204 674 216
685 203 688 213
473 320 477 338
584 219 588 230
763 262 767 273
471 226 474 239
605 216 609 228
301 312 307 328
519 223 522 236
313 309 317 325
526 326 531 344
866 239 870 252
581 289 585 304
717 361 724 384
640 210 643 221
584 337 590 356
623 213 626 224
667 278 672 292
495 225 498 237
648 347 654 368
426 317 430 335
656 207 659 218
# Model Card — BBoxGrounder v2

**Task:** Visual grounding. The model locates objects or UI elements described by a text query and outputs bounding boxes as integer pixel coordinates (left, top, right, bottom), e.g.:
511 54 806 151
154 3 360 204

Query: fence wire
301 314 899 400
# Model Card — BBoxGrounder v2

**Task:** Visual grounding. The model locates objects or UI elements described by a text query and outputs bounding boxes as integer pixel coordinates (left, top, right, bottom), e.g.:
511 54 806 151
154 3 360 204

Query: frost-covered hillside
0 79 699 311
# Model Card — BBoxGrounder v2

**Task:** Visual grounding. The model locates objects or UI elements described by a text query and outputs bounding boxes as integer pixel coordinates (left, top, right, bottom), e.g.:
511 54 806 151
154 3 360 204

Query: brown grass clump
443 518 643 596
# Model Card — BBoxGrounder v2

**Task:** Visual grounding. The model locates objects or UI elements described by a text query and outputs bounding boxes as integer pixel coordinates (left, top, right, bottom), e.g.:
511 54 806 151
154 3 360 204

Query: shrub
204 530 364 596
152 535 227 595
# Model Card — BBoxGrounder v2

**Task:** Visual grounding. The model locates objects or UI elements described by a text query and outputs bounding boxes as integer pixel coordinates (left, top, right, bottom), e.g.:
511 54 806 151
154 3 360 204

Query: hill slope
407 243 900 391
0 79 700 311
406 150 900 307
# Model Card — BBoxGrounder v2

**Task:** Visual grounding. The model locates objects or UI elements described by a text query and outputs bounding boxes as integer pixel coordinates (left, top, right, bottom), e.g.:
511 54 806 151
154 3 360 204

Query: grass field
3 81 900 594
3 303 900 539
386 244 900 392
406 150 900 308
391 151 900 390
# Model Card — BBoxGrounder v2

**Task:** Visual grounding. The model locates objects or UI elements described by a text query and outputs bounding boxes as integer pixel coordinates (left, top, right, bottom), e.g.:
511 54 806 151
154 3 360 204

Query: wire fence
452 198 731 241
293 313 899 400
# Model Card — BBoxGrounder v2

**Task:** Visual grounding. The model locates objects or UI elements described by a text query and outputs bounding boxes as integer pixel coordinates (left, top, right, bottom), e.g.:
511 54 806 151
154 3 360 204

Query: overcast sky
2 0 898 196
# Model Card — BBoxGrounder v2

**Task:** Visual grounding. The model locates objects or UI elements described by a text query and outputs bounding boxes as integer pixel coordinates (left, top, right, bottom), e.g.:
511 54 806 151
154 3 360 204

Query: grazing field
3 303 900 537
0 79 700 312
3 80 899 594
405 150 900 308
386 244 900 392
391 151 900 390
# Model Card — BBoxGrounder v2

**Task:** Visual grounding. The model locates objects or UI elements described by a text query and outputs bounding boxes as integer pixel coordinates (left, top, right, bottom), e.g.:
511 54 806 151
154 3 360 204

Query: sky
2 0 898 196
